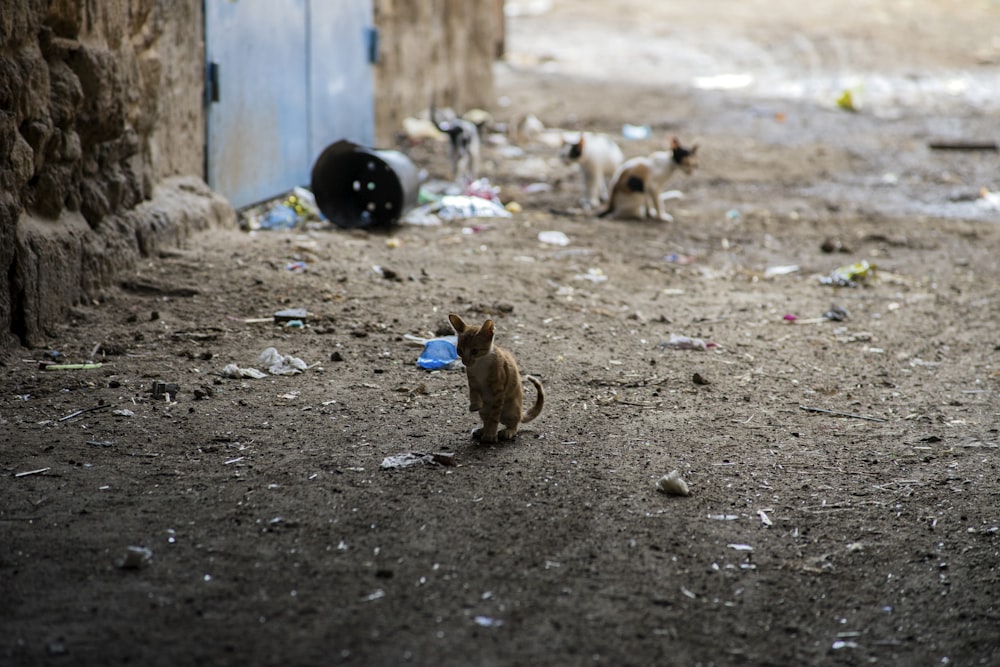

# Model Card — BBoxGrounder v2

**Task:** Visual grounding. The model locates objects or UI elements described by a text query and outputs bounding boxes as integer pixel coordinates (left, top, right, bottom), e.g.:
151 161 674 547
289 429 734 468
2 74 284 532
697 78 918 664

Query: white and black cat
599 137 698 221
559 132 625 210
430 101 481 184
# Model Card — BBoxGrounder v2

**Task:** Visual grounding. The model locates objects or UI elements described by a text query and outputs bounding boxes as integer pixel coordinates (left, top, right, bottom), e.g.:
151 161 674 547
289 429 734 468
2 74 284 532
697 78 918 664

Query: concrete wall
373 0 500 144
0 0 499 353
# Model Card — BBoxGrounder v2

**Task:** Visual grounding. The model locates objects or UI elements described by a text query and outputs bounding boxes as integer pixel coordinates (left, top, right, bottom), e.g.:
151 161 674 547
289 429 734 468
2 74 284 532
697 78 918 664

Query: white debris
118 546 152 570
221 363 268 380
259 347 308 375
656 470 690 496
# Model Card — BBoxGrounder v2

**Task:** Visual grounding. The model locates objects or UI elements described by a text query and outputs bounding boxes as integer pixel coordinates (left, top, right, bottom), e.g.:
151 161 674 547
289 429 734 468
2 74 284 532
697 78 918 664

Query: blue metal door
206 1 375 209
309 1 376 164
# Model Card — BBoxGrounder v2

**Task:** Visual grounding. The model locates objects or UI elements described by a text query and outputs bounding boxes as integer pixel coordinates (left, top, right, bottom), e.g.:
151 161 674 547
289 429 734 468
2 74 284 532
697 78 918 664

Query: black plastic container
310 139 420 229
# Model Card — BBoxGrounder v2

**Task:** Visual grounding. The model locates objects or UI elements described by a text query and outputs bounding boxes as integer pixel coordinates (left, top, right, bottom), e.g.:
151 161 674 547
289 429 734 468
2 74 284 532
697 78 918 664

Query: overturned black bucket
310 139 420 230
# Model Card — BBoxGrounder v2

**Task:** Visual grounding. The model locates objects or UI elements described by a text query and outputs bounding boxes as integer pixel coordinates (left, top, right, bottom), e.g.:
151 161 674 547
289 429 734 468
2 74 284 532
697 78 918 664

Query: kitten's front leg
468 385 483 413
474 403 502 443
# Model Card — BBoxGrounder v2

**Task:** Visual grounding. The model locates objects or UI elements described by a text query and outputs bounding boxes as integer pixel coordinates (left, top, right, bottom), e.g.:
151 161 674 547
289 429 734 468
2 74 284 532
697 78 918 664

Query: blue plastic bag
416 337 459 370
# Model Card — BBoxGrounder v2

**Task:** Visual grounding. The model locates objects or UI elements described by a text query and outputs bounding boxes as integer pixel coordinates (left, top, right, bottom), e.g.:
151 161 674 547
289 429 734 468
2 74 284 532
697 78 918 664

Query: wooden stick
15 467 51 478
799 404 887 422
928 140 998 151
59 404 111 422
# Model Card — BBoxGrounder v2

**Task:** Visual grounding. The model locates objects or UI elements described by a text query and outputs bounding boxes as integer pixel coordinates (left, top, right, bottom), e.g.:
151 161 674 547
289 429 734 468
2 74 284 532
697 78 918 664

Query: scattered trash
59 404 111 421
86 440 114 447
221 364 268 380
783 314 798 322
364 589 386 602
656 470 690 496
693 73 754 90
41 363 103 371
538 230 570 246
274 308 309 324
664 253 695 265
725 209 741 221
799 404 887 422
836 89 858 112
622 123 651 140
404 195 511 225
728 543 754 552
152 381 179 400
474 615 504 628
832 640 859 650
574 268 607 283
284 320 304 329
465 178 502 203
821 237 851 253
380 452 457 469
311 140 420 230
928 140 998 151
977 187 1000 211
823 306 849 321
259 347 308 375
764 264 799 278
819 260 875 287
415 336 459 370
692 372 710 386
658 334 717 351
112 409 135 417
521 182 551 194
259 204 299 230
14 467 50 478
758 510 773 527
118 546 152 570
285 261 307 272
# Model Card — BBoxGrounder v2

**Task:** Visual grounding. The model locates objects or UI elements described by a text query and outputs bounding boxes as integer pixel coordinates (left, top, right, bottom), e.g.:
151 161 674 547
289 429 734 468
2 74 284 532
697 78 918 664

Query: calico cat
448 314 545 444
599 137 698 221
560 132 625 210
431 101 481 184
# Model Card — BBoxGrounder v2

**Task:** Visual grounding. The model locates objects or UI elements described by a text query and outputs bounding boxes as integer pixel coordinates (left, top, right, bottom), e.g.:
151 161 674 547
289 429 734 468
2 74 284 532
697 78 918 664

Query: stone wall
0 0 498 353
373 0 501 144
0 0 234 352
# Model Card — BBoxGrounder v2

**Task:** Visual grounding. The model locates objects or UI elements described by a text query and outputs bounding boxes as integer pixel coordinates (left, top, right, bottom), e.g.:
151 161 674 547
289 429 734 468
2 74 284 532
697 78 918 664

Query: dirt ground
3 1 999 665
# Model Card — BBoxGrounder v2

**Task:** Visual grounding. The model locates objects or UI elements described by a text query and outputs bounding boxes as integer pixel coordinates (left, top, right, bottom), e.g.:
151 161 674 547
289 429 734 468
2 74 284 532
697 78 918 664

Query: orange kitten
599 136 698 221
448 314 544 443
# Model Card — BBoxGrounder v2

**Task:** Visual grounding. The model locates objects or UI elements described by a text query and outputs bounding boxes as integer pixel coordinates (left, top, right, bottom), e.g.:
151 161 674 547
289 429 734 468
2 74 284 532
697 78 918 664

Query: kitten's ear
670 136 681 150
577 134 585 149
480 319 495 337
448 313 467 333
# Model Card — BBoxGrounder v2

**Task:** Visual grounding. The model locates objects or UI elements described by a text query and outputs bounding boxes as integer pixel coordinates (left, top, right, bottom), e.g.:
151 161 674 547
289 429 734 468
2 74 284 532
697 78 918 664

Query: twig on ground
799 405 887 422
59 404 112 422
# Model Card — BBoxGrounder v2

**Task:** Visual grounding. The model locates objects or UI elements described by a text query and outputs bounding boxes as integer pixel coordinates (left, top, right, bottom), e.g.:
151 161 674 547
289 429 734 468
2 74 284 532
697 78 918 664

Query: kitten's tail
523 375 545 422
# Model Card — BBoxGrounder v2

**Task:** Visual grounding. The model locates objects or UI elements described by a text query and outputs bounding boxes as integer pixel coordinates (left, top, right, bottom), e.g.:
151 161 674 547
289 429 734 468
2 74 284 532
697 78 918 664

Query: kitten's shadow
450 430 539 462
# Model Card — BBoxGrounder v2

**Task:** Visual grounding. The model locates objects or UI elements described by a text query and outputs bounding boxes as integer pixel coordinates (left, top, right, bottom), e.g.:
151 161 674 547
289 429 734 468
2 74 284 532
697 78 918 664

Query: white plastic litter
656 470 690 496
538 230 570 246
221 363 268 380
259 347 308 375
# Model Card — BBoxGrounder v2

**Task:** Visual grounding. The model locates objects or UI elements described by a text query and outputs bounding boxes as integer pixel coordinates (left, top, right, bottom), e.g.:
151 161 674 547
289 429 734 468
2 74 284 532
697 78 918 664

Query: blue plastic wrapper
417 338 459 370
260 204 299 230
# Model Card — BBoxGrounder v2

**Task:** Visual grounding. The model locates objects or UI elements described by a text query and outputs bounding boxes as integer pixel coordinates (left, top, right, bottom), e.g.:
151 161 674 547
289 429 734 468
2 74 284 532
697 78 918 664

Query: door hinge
366 27 380 65
205 61 220 105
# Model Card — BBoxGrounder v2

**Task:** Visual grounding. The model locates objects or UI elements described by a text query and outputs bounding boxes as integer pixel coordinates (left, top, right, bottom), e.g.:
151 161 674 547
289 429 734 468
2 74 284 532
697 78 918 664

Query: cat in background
448 313 545 444
431 100 481 184
599 137 698 221
559 132 625 210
